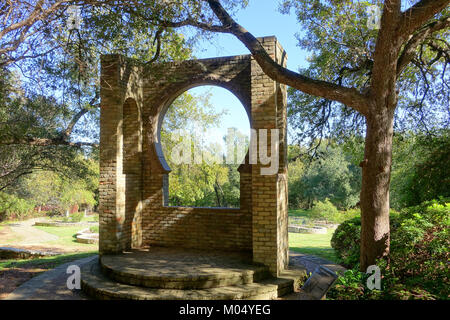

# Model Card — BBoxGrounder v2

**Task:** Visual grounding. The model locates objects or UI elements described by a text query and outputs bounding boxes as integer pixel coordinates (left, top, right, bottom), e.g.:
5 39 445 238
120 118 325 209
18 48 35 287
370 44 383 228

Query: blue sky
172 0 310 145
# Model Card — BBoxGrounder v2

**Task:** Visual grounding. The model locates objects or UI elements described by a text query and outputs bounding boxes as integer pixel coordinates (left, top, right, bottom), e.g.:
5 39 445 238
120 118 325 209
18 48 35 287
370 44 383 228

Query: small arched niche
122 97 142 249
123 97 142 174
158 85 250 208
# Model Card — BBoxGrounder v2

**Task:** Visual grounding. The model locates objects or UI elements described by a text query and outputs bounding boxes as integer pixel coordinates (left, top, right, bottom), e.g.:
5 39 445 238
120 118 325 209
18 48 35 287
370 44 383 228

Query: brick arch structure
99 36 289 275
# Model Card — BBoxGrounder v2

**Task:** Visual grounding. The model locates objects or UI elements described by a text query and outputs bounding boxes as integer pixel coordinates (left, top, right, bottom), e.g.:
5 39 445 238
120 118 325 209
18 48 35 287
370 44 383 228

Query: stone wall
99 36 289 275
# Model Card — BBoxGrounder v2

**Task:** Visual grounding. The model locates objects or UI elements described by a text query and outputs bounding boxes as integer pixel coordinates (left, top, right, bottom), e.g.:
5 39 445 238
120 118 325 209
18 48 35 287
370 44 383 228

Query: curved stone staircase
81 248 307 300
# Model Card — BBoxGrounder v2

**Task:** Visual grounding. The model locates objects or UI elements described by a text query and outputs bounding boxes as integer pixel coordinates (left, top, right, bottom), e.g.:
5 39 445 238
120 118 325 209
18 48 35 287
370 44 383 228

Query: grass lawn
0 251 97 270
289 229 338 262
34 225 98 251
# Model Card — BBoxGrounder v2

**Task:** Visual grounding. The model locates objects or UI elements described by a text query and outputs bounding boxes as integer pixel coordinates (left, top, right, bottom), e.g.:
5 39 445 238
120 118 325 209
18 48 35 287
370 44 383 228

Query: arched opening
159 86 250 208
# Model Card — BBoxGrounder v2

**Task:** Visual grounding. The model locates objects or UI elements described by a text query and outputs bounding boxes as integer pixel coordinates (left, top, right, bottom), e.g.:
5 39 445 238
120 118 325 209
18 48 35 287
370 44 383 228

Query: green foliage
327 269 382 300
70 212 85 223
331 216 361 267
287 154 305 209
0 0 201 191
0 161 98 222
309 199 339 222
330 198 450 299
0 192 35 221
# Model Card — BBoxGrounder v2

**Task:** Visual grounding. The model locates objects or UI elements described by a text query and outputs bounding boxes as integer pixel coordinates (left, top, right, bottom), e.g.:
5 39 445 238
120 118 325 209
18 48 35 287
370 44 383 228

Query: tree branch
369 0 403 102
1 136 98 148
196 0 369 115
63 92 99 137
397 16 450 76
398 0 450 38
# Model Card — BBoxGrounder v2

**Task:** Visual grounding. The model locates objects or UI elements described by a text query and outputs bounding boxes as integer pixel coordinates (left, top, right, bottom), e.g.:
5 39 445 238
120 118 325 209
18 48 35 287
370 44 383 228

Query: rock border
34 221 98 227
288 225 328 234
0 247 59 259
75 228 99 244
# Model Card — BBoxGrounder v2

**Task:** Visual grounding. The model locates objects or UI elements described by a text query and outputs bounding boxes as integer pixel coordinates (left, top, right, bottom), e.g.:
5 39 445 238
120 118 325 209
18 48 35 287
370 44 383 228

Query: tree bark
359 106 395 271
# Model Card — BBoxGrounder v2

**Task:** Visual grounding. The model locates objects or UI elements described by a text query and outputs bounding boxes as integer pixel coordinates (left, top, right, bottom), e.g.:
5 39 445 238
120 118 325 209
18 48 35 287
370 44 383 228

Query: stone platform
81 247 307 300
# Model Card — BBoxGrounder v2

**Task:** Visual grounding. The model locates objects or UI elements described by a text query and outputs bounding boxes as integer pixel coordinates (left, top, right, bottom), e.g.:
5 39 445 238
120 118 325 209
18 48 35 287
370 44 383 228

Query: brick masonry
99 36 288 275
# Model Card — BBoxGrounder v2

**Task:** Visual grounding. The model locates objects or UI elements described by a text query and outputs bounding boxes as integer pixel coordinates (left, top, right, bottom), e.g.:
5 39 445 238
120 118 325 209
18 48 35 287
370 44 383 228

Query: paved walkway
5 255 97 300
289 250 347 275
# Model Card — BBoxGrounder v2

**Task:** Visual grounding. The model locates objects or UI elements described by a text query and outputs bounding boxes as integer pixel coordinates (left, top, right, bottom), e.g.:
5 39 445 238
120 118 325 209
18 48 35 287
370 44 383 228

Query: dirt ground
0 267 47 299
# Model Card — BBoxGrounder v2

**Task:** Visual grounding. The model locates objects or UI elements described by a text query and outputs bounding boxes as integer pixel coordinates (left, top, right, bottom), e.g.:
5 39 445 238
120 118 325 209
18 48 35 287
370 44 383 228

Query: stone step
99 251 271 289
81 259 295 300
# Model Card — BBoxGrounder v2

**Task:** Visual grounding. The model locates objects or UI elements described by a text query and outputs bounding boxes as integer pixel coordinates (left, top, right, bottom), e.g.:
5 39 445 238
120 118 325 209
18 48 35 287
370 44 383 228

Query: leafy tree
0 1 195 188
288 142 361 210
287 157 305 209
59 178 96 214
391 130 450 208
166 0 449 269
302 144 360 209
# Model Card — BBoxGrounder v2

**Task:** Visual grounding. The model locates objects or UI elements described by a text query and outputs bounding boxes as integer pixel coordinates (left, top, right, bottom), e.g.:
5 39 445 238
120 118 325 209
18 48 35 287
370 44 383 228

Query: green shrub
327 269 382 300
329 198 449 299
309 199 340 222
342 208 361 220
71 212 84 222
330 216 361 267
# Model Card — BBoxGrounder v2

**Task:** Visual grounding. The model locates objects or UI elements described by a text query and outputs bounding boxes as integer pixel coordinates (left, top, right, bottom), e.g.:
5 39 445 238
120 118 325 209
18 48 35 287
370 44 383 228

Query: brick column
251 37 289 275
99 55 143 254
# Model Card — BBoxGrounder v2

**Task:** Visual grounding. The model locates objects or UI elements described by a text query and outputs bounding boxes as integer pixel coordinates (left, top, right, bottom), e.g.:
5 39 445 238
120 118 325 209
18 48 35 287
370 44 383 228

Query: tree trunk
214 183 222 207
359 107 395 271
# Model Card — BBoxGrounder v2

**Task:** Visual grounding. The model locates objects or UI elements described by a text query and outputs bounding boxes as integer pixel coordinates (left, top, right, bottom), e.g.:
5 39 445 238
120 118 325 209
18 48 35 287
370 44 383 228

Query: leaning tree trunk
359 106 395 271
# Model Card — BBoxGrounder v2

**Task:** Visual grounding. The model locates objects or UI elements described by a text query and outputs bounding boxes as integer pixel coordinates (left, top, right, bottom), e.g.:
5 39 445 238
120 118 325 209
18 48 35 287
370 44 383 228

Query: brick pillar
99 55 143 254
251 37 288 275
